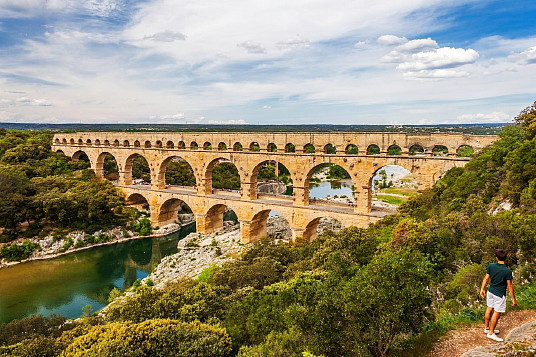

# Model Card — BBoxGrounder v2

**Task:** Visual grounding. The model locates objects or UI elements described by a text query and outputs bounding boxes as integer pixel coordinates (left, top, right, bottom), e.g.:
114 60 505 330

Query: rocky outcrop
257 181 287 194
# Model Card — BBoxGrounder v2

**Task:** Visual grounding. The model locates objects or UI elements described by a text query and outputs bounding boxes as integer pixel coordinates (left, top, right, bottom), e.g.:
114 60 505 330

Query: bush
62 319 233 357
0 241 38 262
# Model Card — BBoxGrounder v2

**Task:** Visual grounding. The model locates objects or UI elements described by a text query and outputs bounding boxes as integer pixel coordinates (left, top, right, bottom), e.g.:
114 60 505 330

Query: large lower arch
241 209 292 243
198 203 237 234
156 156 196 189
125 192 149 207
370 164 416 211
301 216 344 242
157 198 194 226
249 160 293 199
306 162 353 206
124 153 151 186
205 158 241 194
95 152 119 180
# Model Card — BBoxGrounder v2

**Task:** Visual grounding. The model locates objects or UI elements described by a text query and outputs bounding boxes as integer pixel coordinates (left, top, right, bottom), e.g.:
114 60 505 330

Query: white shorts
487 291 507 313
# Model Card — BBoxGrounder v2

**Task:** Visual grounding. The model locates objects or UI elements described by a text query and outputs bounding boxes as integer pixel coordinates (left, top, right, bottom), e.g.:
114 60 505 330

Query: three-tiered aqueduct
52 132 497 242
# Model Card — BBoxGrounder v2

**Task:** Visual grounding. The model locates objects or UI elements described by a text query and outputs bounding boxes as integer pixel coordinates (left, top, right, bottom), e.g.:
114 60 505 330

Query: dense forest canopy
0 103 534 356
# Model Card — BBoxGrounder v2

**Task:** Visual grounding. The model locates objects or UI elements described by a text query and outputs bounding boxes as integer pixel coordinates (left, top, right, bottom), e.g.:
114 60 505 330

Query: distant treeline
0 123 506 135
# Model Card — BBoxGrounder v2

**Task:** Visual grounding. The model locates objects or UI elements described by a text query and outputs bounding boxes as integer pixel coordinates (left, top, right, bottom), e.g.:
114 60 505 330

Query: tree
515 101 536 138
0 167 33 229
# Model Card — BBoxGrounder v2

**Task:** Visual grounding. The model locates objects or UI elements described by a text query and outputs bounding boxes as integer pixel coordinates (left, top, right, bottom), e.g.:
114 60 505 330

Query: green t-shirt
487 263 513 298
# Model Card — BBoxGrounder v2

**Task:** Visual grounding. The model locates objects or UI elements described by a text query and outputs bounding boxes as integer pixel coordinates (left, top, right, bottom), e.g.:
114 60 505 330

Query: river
0 224 195 324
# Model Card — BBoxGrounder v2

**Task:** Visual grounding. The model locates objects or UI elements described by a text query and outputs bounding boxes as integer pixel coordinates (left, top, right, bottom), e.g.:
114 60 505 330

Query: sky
0 0 535 125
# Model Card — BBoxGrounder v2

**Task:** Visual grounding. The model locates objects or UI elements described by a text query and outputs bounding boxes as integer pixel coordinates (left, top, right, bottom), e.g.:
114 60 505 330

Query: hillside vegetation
0 103 535 356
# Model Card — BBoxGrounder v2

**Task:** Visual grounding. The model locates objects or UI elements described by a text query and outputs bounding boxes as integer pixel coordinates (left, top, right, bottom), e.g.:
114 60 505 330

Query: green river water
0 224 195 324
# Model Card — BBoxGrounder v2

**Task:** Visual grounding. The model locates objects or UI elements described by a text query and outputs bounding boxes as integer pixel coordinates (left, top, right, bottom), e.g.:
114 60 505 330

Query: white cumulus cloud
456 111 511 123
403 69 469 79
395 38 438 52
397 47 479 71
511 46 536 64
377 35 408 45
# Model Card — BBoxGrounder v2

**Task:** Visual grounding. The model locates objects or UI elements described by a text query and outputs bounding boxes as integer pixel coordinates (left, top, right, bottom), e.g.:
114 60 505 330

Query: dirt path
428 310 536 357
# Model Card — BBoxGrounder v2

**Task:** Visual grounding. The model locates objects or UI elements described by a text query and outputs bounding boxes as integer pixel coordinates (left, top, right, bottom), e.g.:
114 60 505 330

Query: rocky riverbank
145 215 343 288
0 222 188 270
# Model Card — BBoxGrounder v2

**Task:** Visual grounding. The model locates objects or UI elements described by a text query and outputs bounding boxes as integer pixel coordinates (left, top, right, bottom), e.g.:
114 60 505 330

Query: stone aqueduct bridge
52 132 497 242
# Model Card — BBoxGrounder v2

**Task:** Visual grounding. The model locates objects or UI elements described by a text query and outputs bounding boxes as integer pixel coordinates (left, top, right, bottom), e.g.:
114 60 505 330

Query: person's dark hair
495 249 507 261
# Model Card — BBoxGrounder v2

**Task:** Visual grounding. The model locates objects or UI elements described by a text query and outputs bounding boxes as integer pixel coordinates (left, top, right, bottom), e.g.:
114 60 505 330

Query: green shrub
62 319 233 357
0 241 38 262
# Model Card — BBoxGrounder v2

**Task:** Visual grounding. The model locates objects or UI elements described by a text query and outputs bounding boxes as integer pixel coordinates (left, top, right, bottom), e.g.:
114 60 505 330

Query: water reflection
309 179 354 200
0 224 195 323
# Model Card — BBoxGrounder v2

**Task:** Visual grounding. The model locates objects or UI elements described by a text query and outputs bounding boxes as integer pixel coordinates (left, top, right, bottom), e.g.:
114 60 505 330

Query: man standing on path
480 249 517 342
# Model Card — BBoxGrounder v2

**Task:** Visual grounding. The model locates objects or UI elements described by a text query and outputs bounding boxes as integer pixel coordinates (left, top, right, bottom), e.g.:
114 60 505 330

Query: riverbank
0 222 190 270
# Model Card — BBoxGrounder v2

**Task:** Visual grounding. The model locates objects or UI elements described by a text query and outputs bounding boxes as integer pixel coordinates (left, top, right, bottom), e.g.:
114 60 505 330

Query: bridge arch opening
457 145 474 157
124 153 151 185
307 163 353 206
113 139 120 147
252 160 293 198
250 142 260 152
285 143 295 153
104 140 110 146
158 156 196 189
202 203 238 234
61 138 67 144
433 145 448 156
123 140 130 147
155 140 162 148
178 141 186 149
134 140 140 148
166 141 174 149
190 141 199 150
218 142 227 151
96 152 119 181
370 164 417 211
158 198 194 227
302 216 344 242
86 139 92 146
304 143 315 154
72 150 90 163
125 193 150 216
144 140 151 149
233 142 243 151
367 144 380 155
324 144 336 154
246 209 292 243
387 144 402 155
203 142 212 150
345 144 358 154
70 138 75 145
94 139 100 146
208 159 240 192
267 143 277 152
54 138 60 144
78 138 83 145
409 144 424 155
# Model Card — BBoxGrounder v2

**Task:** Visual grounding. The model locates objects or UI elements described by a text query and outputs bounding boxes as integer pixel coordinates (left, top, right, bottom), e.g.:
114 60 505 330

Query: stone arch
62 138 68 144
56 149 65 154
178 141 186 149
369 164 416 211
345 144 358 154
123 140 130 147
72 150 91 163
302 216 343 242
250 160 293 199
218 142 227 151
409 144 424 155
206 158 241 192
433 145 448 156
304 143 315 154
190 141 199 150
144 140 151 148
78 138 83 145
387 144 402 155
324 143 336 154
157 156 197 189
267 143 277 152
104 139 110 146
158 198 194 226
457 145 474 157
155 140 162 148
124 153 151 185
94 139 100 146
305 162 353 205
200 203 238 234
166 140 174 149
285 143 296 153
203 142 212 150
249 142 260 152
70 138 75 145
134 140 140 148
96 152 119 180
86 139 92 145
244 209 293 243
233 142 243 151
367 144 380 155
113 139 120 147
54 138 60 144
125 192 149 206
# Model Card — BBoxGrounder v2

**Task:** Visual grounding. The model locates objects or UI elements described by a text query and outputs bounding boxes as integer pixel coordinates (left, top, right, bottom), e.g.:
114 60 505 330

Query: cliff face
257 181 287 194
